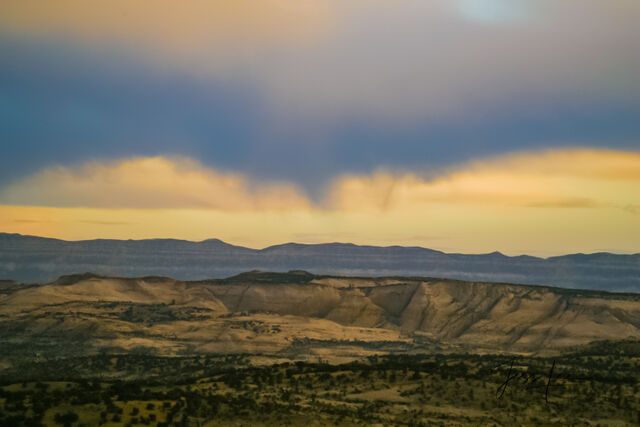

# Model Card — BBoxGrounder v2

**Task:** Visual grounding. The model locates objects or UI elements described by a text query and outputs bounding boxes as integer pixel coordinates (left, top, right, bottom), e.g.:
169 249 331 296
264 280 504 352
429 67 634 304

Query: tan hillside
1 271 639 362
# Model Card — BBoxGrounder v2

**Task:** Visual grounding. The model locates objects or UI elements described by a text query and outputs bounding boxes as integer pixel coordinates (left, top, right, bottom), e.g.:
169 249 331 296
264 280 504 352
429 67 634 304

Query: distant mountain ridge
1 233 638 292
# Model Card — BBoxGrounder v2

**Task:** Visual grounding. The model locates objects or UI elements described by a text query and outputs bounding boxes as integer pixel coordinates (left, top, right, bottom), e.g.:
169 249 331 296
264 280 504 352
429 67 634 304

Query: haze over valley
2 233 639 292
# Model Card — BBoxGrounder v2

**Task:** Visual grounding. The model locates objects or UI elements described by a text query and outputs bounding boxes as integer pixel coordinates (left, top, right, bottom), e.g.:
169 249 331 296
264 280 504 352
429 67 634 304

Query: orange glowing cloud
0 149 638 255
0 157 310 211
2 150 639 214
328 149 640 213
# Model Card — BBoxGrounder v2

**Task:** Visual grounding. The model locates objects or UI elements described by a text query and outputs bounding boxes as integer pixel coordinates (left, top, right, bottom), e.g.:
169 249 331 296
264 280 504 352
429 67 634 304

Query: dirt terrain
2 271 639 367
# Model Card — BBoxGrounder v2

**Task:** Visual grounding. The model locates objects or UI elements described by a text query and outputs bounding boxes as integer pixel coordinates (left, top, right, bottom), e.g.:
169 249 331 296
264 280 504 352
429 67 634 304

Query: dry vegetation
2 341 640 426
2 272 640 360
1 271 640 425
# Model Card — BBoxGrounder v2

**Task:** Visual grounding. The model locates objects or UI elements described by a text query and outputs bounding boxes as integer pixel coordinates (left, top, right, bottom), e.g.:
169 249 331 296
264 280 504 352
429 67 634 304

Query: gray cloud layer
0 0 638 191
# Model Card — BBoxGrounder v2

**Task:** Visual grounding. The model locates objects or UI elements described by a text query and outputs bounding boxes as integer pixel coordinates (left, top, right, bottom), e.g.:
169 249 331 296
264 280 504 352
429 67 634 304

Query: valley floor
1 340 640 426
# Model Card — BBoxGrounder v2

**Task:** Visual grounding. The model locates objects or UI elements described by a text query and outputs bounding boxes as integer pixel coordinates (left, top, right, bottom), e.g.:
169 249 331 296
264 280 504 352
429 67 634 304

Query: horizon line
2 232 638 259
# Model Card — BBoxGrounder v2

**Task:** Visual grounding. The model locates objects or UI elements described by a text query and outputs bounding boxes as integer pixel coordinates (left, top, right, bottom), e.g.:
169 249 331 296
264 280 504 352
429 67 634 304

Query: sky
0 0 639 256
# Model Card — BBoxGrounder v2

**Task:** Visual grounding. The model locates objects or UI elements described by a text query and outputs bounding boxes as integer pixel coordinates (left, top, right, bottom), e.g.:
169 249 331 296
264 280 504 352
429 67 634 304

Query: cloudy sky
0 0 638 255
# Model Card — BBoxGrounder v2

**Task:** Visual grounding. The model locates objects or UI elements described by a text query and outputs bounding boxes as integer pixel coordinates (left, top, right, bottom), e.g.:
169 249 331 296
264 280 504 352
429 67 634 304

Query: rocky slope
1 271 639 365
1 233 639 291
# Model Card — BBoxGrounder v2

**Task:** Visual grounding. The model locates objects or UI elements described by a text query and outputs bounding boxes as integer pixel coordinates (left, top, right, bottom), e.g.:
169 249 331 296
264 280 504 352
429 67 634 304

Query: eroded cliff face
1 271 639 361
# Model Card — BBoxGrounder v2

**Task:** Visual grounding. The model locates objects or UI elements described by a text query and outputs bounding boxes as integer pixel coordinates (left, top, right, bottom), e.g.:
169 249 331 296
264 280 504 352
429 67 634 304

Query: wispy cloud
78 220 131 226
327 149 640 213
525 198 600 209
12 219 51 224
2 150 638 215
624 205 640 215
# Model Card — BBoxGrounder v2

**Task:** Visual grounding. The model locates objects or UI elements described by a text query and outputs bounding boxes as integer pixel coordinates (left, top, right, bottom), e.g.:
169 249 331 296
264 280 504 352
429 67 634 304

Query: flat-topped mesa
223 270 315 284
1 271 639 356
53 272 176 286
54 272 105 286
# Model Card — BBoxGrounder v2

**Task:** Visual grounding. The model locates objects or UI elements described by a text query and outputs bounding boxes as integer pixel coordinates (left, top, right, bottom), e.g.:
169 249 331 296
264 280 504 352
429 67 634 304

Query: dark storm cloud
1 0 639 193
0 37 263 185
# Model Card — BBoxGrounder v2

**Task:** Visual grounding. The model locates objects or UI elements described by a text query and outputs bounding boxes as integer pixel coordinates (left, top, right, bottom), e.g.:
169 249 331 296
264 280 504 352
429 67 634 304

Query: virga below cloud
1 149 638 255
